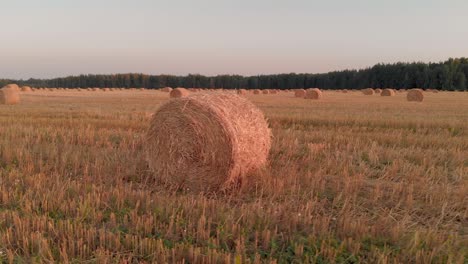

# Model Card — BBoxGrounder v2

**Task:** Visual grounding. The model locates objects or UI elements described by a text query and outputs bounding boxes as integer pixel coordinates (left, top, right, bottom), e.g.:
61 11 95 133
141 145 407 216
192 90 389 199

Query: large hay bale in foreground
294 89 306 98
304 88 322 99
146 93 271 192
381 89 396 96
407 89 424 102
362 88 374 95
170 88 190 98
0 86 20 105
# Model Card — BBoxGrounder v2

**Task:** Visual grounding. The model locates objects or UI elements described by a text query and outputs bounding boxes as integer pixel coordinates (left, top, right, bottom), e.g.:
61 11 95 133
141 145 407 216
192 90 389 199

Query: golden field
0 89 467 263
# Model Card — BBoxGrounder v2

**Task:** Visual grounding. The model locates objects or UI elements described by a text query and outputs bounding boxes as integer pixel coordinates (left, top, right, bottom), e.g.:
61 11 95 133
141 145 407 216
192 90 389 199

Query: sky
1 0 467 79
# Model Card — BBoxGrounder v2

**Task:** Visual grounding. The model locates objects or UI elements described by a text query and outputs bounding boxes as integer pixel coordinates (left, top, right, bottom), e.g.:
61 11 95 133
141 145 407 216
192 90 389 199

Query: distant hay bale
342 89 348 93
170 88 190 98
375 88 382 93
0 86 20 105
262 89 269 94
3 84 20 92
146 93 271 192
381 89 396 96
304 88 322 99
102 88 110 91
294 89 306 98
407 89 424 102
253 89 261 94
21 86 32 92
237 89 247 95
161 87 173 92
270 90 278 94
362 88 375 95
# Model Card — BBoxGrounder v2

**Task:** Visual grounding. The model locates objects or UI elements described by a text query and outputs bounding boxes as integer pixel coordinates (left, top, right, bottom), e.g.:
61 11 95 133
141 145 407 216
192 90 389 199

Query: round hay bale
381 89 396 96
103 88 110 92
304 88 322 100
362 88 374 95
375 88 382 93
270 90 278 94
21 86 32 92
342 89 348 93
170 88 190 98
294 89 306 98
237 89 247 95
253 89 261 94
161 87 173 92
262 89 269 94
146 93 271 192
407 89 424 102
3 84 20 92
0 86 20 105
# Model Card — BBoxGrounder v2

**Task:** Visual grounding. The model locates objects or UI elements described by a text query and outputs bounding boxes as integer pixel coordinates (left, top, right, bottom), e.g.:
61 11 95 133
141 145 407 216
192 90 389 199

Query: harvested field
0 89 466 263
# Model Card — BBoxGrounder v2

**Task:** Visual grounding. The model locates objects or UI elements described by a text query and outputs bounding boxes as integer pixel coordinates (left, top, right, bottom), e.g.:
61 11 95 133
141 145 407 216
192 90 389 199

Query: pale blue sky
1 0 467 79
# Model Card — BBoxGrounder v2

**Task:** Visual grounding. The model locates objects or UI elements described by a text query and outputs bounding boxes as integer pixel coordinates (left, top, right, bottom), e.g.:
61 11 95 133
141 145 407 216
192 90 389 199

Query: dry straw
375 88 382 93
304 88 322 99
170 88 190 98
262 89 269 94
407 89 424 102
294 89 306 98
253 89 261 94
161 87 173 92
0 85 21 105
145 93 271 192
381 88 396 96
362 88 374 95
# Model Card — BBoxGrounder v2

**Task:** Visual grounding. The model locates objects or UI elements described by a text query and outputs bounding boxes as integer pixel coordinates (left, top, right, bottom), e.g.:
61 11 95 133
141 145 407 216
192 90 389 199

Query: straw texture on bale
362 88 374 95
0 86 20 105
294 89 306 98
381 89 396 96
407 89 424 102
304 88 322 99
170 88 190 98
146 93 271 192
375 88 382 93
3 84 20 92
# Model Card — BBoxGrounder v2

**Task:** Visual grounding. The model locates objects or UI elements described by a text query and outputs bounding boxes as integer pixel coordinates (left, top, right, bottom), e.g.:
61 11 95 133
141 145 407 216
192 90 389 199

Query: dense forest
1 58 467 91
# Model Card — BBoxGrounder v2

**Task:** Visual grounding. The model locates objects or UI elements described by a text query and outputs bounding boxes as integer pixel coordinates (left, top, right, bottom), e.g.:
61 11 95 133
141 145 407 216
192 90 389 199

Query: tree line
1 58 467 91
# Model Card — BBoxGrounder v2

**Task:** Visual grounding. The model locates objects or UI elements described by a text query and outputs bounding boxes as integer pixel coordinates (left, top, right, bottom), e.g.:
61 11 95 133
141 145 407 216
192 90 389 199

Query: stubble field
0 89 467 263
